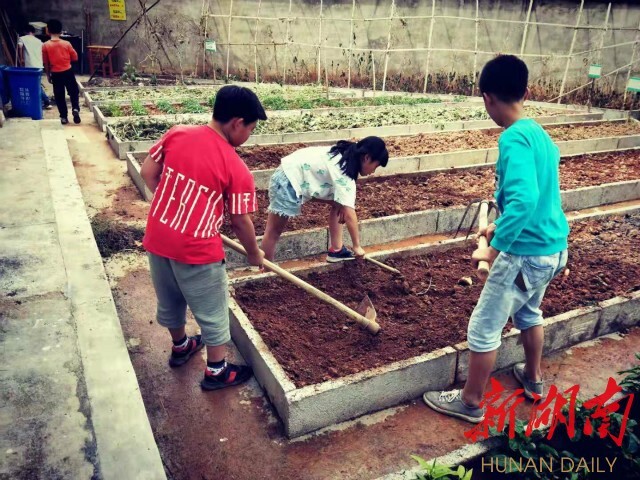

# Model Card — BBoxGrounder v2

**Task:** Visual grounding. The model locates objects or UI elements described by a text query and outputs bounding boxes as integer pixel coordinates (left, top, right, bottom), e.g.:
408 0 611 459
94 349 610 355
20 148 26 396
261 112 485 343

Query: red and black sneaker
168 335 204 367
201 363 253 391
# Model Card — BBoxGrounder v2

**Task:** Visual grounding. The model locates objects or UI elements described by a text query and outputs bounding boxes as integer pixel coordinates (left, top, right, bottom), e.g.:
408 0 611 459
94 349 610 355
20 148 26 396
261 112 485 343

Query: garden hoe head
356 294 377 323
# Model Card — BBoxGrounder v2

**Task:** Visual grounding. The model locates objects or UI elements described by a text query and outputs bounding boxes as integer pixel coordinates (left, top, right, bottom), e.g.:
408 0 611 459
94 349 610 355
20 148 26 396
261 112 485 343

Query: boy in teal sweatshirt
423 55 569 423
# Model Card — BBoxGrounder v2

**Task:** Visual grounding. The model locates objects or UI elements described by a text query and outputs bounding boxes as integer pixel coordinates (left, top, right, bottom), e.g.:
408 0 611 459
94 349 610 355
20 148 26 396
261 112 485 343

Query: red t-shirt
143 125 257 264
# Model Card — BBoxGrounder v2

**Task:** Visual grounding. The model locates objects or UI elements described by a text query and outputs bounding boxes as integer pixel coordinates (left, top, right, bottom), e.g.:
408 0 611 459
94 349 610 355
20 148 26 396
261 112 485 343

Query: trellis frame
204 0 640 102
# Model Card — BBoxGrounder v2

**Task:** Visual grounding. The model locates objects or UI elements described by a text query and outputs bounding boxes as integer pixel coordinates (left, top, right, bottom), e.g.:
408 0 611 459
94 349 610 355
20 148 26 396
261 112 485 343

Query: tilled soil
222 149 640 236
237 121 640 170
233 214 640 387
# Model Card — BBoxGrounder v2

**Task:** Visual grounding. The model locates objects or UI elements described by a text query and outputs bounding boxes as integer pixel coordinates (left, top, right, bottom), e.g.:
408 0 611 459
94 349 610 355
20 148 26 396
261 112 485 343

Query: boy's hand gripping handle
477 202 490 280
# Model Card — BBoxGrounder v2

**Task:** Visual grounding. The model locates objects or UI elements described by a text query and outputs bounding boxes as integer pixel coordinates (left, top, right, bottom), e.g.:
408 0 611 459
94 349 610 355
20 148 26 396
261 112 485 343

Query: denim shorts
268 167 302 218
467 249 568 353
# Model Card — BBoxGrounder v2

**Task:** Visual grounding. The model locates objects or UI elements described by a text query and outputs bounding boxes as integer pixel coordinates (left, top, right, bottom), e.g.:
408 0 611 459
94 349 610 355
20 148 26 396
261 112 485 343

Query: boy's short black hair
479 55 528 103
213 86 267 124
47 19 63 35
23 24 36 34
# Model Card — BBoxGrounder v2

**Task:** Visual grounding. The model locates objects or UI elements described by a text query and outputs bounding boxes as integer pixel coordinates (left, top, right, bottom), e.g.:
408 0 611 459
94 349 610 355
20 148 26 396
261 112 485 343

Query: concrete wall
13 1 640 97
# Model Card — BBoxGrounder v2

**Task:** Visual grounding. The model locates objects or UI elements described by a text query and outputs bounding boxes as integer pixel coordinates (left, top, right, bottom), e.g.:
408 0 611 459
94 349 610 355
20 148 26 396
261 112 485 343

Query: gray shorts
148 252 230 346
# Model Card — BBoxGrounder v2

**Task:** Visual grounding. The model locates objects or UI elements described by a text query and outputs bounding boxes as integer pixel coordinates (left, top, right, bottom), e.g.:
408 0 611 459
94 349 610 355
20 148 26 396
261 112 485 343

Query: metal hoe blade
356 294 377 322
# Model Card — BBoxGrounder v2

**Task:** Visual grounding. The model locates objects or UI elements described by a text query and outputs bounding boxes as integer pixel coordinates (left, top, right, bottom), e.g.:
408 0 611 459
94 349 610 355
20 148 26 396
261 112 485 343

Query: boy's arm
489 133 540 253
42 45 51 80
226 162 263 266
17 39 24 66
68 42 78 62
230 214 263 266
140 154 163 192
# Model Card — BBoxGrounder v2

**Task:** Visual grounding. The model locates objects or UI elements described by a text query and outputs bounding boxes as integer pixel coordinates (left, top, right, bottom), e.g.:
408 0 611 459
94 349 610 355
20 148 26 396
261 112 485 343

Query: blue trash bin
6 67 44 120
0 65 10 106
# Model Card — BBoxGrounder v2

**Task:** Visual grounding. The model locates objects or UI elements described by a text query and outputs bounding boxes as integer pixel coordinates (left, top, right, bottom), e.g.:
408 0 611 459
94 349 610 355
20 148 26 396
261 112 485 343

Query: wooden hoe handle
477 202 490 280
222 235 381 334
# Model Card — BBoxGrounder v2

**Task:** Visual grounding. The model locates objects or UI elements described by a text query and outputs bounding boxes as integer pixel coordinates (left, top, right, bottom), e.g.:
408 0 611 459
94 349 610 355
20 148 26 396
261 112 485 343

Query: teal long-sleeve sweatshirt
490 118 569 256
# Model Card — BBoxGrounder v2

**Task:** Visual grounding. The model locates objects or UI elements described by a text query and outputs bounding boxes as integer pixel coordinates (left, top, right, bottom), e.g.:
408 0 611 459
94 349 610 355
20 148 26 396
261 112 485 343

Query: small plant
121 60 138 84
181 98 206 113
618 353 640 394
103 103 123 117
130 100 148 116
155 99 176 114
411 456 473 480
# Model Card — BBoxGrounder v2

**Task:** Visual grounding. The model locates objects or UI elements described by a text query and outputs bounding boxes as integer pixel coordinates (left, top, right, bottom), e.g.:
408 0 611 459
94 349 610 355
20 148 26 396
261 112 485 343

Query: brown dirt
233 214 640 387
237 121 640 170
222 149 640 237
91 213 145 258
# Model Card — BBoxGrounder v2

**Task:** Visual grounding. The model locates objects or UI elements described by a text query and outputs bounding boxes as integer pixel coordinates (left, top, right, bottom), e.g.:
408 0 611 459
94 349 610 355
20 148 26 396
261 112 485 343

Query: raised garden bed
126 147 640 266
106 111 620 159
229 210 640 436
236 120 640 170
230 148 640 237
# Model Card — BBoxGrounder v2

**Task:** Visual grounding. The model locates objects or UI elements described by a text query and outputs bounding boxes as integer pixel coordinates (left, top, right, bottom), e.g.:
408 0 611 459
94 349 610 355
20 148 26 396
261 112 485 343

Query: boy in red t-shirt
140 86 267 390
42 19 80 125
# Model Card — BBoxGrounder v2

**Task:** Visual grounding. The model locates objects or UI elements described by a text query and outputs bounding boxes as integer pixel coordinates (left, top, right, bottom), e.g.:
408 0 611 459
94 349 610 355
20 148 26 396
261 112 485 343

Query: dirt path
234 214 640 387
237 121 640 170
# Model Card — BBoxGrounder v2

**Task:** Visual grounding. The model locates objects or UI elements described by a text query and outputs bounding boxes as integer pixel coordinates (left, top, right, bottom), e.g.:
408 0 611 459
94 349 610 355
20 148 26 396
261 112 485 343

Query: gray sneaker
513 363 544 400
423 389 485 423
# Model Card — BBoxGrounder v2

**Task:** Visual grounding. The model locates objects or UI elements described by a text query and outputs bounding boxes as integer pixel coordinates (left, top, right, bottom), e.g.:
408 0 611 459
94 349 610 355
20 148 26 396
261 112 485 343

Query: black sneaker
201 363 253 391
168 335 204 367
43 102 52 110
72 109 81 124
326 246 356 263
60 117 69 125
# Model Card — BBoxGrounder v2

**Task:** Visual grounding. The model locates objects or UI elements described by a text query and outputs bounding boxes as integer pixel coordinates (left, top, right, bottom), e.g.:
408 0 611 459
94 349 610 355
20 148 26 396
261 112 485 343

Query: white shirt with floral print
281 146 357 208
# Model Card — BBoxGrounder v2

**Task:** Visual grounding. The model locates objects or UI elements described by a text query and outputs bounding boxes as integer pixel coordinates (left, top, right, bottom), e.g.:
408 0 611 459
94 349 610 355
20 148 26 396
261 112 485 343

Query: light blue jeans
467 249 568 353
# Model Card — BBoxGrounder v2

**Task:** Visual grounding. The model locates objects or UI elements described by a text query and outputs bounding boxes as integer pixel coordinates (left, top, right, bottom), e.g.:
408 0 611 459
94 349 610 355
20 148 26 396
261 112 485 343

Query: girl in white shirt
261 136 388 262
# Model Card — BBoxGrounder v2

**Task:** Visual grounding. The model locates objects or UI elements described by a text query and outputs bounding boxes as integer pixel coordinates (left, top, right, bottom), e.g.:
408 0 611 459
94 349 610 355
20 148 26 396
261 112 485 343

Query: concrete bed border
106 113 626 159
227 205 640 438
42 124 166 478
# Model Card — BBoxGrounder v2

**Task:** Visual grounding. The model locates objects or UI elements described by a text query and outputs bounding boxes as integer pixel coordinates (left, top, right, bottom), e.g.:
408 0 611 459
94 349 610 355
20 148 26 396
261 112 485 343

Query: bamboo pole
253 0 263 83
222 235 381 334
422 0 436 93
347 0 356 88
201 0 209 77
281 0 293 84
225 0 234 81
316 0 324 84
623 20 640 108
477 202 490 280
371 51 376 93
381 0 396 92
519 0 534 55
203 12 635 31
557 0 585 104
471 0 480 96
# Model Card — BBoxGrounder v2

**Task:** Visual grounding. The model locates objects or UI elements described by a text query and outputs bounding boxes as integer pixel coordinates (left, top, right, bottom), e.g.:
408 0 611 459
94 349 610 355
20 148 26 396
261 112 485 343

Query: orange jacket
42 39 78 72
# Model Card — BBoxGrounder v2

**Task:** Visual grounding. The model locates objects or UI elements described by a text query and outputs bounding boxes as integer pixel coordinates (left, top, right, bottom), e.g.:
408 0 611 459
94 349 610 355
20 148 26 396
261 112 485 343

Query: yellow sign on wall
109 0 127 21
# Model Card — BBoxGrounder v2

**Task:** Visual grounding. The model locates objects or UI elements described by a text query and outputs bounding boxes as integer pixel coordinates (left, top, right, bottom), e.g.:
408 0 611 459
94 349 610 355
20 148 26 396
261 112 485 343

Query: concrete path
0 119 165 479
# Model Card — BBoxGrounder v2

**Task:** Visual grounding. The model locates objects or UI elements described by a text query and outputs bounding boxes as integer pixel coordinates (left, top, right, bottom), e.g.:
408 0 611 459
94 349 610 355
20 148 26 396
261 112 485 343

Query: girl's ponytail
329 136 389 180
